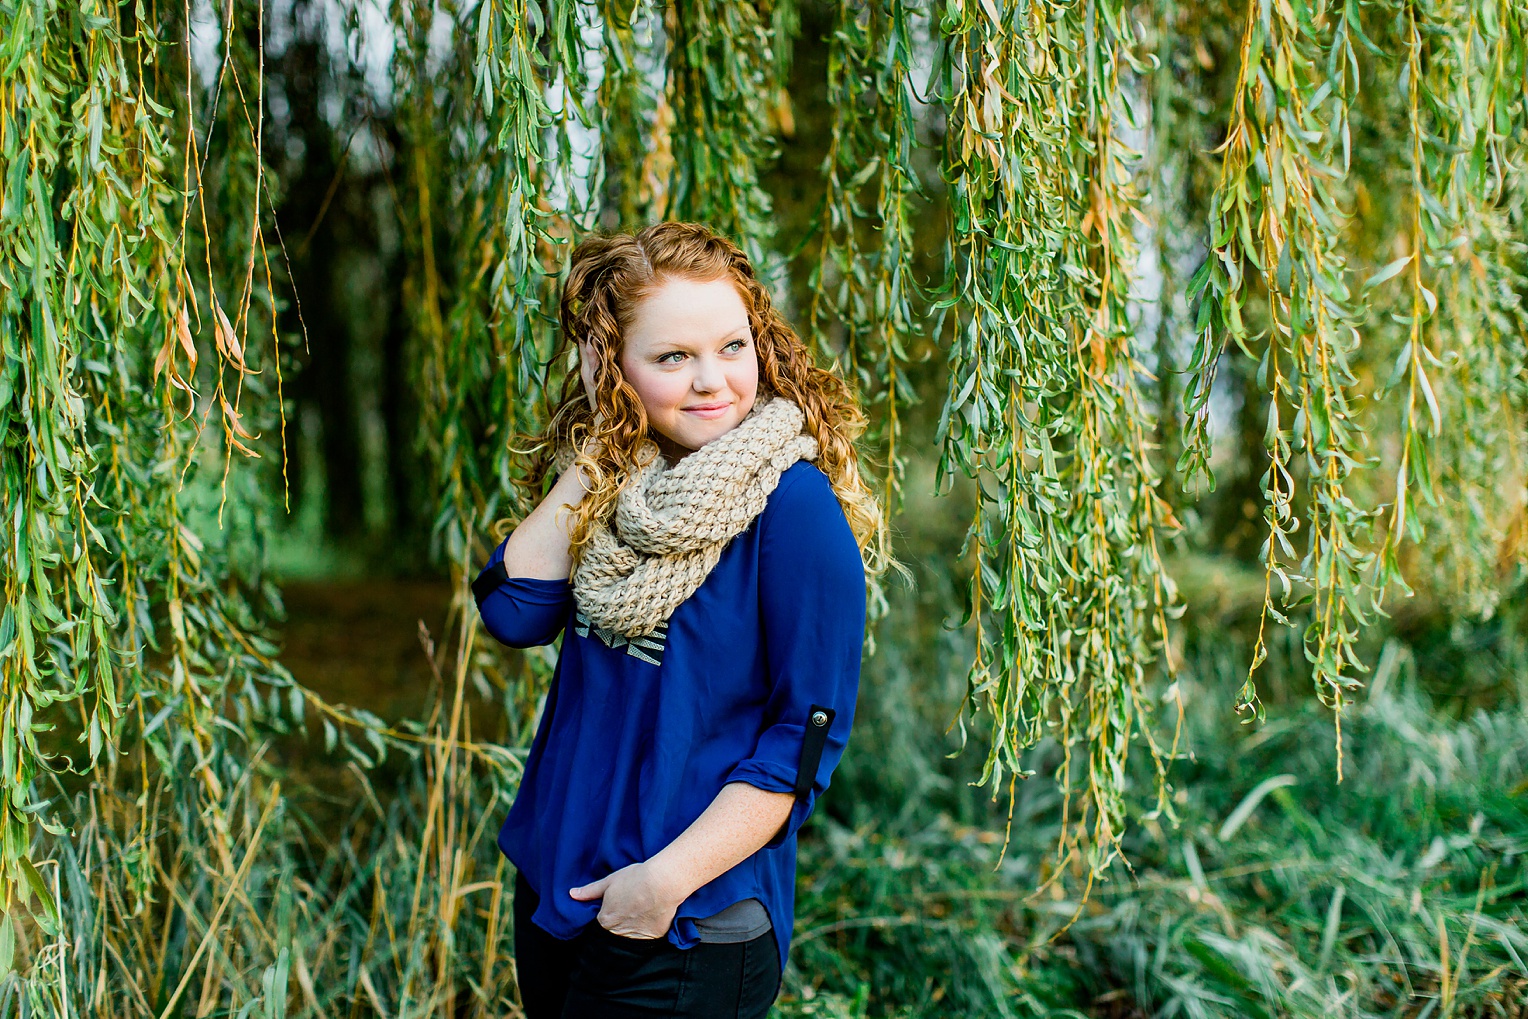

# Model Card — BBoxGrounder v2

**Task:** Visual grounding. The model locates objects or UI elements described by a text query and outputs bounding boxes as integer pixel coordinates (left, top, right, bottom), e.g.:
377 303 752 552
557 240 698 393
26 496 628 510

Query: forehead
624 277 750 349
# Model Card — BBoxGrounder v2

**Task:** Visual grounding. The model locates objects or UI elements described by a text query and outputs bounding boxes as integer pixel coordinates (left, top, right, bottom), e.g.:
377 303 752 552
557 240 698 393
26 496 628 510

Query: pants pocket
566 926 685 1014
591 922 671 954
738 931 782 1018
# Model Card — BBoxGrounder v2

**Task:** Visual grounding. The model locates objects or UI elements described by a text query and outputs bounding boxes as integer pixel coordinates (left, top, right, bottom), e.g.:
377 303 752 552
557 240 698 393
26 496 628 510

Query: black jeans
513 870 782 1018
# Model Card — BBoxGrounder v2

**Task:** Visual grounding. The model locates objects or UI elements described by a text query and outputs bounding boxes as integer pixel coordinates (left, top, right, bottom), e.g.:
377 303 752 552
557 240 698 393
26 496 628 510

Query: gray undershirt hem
691 897 772 943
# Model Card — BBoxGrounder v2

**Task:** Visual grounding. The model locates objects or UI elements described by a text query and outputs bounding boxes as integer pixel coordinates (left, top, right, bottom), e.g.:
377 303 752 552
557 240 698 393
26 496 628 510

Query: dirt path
276 577 455 721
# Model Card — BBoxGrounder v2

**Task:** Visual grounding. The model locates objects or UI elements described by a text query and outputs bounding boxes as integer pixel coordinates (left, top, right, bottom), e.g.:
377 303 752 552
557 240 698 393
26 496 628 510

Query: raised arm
472 464 591 648
498 464 592 581
498 354 600 582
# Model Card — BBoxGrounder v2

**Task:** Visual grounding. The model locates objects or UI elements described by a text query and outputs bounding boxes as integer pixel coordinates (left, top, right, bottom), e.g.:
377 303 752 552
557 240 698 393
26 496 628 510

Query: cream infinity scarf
550 393 819 638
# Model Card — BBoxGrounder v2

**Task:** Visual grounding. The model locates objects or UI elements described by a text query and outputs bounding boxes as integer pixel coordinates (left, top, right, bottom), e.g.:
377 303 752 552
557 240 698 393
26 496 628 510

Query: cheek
733 358 759 394
625 364 688 415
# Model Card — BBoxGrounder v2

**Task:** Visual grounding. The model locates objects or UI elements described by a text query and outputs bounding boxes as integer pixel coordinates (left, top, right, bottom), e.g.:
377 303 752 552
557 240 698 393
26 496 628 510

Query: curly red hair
501 221 898 581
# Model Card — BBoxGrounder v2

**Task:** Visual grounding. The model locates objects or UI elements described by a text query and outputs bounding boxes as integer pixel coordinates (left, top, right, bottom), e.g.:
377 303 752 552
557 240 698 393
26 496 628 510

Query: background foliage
1 0 1525 1013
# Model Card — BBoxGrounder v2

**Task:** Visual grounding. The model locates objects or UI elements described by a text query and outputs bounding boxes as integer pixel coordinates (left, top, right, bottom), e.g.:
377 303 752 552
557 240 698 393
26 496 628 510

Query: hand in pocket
568 861 681 940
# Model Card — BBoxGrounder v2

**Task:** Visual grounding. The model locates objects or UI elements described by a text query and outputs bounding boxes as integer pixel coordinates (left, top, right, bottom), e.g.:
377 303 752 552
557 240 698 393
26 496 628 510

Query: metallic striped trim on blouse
573 608 668 666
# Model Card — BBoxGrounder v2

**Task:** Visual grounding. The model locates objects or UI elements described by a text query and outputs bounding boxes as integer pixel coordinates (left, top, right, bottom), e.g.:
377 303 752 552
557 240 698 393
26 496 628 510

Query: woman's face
602 275 759 462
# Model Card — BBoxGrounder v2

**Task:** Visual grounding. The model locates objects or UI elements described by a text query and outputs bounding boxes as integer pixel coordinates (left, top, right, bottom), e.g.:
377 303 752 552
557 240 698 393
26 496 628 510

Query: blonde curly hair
498 221 900 583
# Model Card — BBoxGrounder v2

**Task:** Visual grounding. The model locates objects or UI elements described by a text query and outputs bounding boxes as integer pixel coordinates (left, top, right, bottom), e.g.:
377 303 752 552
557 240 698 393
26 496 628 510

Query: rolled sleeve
722 466 868 848
473 536 572 648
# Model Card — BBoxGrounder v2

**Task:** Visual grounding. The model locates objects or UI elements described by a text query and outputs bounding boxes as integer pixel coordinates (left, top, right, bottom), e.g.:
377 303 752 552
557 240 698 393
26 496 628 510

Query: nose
693 357 725 395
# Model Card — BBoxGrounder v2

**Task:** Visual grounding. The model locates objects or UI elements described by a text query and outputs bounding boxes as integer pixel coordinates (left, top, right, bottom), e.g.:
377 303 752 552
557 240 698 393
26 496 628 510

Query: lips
683 402 732 419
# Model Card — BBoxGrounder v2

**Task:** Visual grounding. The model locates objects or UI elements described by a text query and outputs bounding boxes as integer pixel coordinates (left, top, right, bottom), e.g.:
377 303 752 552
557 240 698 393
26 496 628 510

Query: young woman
472 221 897 1018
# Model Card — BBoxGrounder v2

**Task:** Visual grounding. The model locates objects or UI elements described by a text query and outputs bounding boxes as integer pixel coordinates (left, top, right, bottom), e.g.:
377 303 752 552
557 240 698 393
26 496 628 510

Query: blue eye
658 338 747 364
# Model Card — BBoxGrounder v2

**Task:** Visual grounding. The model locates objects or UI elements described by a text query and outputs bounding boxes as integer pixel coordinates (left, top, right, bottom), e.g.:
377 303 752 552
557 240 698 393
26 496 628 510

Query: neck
653 432 695 464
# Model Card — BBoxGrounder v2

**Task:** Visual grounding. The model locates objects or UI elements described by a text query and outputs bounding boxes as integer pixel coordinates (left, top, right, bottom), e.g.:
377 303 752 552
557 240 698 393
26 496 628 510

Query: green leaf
1363 255 1412 291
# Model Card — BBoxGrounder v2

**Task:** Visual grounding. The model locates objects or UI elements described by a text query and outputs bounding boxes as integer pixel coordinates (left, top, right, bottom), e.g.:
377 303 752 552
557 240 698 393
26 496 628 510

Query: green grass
13 600 1526 1018
787 638 1528 1017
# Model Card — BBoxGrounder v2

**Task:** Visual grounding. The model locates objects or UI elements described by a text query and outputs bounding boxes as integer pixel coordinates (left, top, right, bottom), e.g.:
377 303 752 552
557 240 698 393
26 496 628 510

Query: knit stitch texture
550 393 819 637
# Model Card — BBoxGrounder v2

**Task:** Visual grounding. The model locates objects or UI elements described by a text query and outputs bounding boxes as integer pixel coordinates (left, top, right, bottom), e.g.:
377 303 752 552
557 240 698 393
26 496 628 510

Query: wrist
641 852 696 906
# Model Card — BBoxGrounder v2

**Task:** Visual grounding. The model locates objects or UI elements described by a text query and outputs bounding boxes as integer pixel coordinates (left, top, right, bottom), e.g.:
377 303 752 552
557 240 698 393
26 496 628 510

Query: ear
579 337 607 370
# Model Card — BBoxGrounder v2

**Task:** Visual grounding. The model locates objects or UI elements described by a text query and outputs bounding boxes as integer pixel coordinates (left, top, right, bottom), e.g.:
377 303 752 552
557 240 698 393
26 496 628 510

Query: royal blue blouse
474 460 867 977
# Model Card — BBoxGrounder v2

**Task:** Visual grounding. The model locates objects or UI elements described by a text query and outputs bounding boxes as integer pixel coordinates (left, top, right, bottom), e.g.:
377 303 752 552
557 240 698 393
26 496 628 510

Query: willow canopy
1 0 1525 997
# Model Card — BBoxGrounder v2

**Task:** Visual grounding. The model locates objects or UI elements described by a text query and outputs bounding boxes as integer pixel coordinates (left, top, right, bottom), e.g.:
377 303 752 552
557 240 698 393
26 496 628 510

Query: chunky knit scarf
550 393 819 638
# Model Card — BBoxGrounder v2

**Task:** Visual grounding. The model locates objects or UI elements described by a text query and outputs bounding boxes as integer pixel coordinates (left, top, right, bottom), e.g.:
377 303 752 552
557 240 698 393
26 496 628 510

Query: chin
671 418 736 451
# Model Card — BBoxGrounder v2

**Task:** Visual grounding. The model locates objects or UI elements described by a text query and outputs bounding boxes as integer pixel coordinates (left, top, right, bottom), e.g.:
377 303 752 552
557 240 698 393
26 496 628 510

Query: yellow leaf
176 304 197 373
212 298 246 369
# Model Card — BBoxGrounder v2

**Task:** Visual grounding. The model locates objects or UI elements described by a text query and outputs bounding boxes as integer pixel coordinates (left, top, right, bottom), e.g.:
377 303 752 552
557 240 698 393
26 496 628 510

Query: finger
568 876 609 900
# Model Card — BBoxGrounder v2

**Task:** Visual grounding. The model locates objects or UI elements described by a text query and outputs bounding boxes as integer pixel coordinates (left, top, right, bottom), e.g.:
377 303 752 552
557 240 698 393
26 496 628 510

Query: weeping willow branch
928 0 1187 880
808 0 924 517
663 0 783 260
0 0 295 925
1373 0 1528 615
